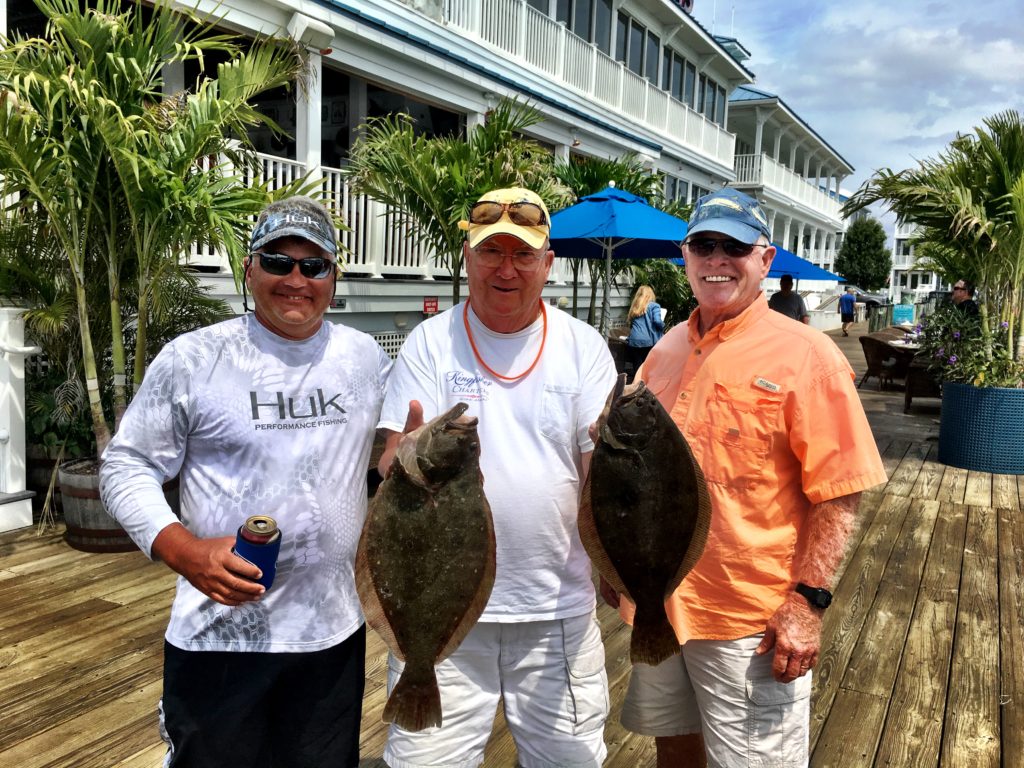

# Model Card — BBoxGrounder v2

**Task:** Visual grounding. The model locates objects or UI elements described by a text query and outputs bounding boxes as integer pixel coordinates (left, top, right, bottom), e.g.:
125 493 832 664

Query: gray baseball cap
250 196 337 256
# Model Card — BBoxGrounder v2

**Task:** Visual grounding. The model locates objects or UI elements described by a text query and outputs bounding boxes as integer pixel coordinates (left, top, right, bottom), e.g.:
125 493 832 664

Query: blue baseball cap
686 187 772 245
251 196 337 256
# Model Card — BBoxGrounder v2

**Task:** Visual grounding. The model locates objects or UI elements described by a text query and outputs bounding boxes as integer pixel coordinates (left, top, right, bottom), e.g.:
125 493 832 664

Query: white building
889 219 948 303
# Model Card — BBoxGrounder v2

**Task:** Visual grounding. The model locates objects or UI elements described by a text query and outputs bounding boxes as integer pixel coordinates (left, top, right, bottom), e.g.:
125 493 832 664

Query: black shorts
841 313 855 323
161 626 366 768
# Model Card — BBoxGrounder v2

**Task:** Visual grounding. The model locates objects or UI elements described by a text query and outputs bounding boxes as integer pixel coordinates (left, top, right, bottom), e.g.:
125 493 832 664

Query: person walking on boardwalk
376 187 617 768
838 286 857 336
607 187 887 767
100 196 391 768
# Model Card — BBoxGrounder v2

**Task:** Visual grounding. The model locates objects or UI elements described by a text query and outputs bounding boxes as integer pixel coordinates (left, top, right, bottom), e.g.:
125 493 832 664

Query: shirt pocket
540 384 581 446
690 382 784 485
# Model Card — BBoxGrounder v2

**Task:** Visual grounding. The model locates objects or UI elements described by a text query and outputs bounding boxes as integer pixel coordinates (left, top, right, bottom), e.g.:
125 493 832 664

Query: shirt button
695 349 702 355
679 393 687 400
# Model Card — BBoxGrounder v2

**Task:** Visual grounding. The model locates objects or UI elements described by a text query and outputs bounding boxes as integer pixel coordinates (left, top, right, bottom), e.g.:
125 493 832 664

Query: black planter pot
938 382 1024 474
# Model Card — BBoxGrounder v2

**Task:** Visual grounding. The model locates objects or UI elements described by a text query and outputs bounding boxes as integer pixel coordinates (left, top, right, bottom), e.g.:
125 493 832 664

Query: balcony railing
187 152 579 285
443 0 735 169
733 153 842 221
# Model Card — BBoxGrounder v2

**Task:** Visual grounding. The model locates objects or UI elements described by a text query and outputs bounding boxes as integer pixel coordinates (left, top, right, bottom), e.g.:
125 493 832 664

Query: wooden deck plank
998 504 1024 768
941 506 1000 767
879 438 913 480
874 502 967 767
963 471 993 507
811 688 890 768
884 441 932 497
909 443 945 501
991 474 1020 510
936 466 969 504
810 493 910 752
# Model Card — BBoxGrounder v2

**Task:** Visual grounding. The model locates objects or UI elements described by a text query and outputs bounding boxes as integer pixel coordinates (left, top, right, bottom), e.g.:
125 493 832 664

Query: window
697 75 706 115
704 84 716 119
671 55 684 101
910 273 920 289
555 0 569 23
645 31 660 83
627 20 644 75
530 0 550 13
573 0 592 39
715 86 727 125
594 0 612 54
615 12 628 63
684 62 696 108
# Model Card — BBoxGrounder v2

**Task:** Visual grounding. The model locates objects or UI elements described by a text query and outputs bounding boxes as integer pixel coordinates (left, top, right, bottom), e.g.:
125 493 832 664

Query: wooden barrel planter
938 382 1024 474
59 459 181 553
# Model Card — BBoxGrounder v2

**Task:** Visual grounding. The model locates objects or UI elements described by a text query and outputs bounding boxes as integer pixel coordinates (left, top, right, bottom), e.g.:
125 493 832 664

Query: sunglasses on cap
253 252 335 279
684 238 769 258
469 200 549 227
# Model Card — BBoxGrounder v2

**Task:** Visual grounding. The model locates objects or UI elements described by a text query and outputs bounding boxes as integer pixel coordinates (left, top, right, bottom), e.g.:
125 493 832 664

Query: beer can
232 515 282 591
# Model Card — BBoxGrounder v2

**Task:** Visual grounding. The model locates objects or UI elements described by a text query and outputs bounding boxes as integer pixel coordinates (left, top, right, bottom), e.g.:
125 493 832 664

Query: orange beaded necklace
463 300 548 382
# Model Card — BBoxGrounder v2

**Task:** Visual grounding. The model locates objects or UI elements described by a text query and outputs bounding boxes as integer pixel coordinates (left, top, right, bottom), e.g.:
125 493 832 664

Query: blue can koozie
232 515 282 590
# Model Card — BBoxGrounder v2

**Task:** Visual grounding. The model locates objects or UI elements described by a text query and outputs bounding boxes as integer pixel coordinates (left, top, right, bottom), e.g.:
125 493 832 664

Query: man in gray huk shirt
100 196 391 768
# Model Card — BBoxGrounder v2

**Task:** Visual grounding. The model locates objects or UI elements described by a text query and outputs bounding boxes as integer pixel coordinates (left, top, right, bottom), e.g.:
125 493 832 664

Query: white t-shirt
100 315 391 653
378 302 617 622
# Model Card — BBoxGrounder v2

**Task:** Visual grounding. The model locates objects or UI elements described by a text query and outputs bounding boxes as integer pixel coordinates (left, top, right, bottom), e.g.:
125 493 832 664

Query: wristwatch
795 582 833 610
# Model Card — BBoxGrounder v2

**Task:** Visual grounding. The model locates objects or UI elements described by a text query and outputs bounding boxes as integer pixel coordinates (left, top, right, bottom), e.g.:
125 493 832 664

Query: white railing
443 0 735 170
733 153 841 221
185 153 599 285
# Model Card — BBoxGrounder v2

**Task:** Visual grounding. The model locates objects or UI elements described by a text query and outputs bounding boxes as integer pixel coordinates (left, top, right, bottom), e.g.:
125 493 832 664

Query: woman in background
625 285 664 381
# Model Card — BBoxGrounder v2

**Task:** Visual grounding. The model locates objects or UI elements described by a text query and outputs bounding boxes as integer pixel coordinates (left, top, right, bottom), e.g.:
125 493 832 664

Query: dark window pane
594 0 612 54
556 0 570 24
529 0 549 14
672 55 684 100
573 0 592 39
704 83 716 118
662 50 672 90
716 86 727 125
628 21 644 75
615 12 628 63
684 62 696 107
697 75 706 115
646 31 660 83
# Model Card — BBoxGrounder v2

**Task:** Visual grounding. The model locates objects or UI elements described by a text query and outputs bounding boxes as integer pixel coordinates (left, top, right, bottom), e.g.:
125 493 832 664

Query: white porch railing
187 152 588 286
443 0 735 170
733 153 842 221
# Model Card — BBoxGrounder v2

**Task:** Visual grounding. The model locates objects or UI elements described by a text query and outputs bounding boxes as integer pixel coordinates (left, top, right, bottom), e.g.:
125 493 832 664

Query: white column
773 129 783 161
767 209 777 242
782 215 792 251
554 143 571 163
0 308 38 532
466 110 486 135
802 154 811 180
796 222 807 257
162 61 184 96
296 52 323 181
789 141 800 171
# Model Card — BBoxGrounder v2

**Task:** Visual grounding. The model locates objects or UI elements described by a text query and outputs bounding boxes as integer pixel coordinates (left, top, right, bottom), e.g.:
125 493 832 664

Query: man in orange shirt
608 188 887 767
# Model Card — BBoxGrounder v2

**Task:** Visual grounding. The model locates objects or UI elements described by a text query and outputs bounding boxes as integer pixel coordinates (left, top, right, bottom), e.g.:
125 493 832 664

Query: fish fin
355 507 404 660
578 474 632 600
437 496 496 662
383 662 442 731
667 441 713 596
630 604 681 666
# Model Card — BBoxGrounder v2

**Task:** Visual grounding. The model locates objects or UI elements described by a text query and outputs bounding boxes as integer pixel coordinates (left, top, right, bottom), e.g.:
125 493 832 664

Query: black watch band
795 582 833 610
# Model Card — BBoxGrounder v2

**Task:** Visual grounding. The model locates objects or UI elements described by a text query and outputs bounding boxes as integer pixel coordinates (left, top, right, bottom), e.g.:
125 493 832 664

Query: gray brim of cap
686 218 764 245
251 227 337 256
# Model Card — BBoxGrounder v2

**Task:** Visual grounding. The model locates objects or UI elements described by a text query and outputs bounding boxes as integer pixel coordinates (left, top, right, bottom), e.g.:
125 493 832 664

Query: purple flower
914 324 923 333
948 355 958 364
953 331 961 339
1002 321 1009 329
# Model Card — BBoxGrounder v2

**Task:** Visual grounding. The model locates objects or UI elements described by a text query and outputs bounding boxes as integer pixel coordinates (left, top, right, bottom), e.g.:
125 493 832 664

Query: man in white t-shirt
377 187 618 768
100 196 391 768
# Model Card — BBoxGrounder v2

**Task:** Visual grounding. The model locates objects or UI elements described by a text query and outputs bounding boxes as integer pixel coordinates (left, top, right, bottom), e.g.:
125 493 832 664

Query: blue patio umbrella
549 186 688 335
673 244 842 284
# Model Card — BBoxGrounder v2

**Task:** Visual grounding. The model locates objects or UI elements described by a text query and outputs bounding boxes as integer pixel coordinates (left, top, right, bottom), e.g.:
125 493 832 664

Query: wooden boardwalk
2 324 1022 767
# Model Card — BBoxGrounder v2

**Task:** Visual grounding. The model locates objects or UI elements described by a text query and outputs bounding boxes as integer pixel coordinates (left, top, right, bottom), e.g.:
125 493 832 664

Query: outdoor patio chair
858 335 899 390
904 356 942 413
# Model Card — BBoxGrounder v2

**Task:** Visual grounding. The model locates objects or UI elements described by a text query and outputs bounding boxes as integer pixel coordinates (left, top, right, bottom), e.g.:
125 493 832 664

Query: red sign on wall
423 297 438 315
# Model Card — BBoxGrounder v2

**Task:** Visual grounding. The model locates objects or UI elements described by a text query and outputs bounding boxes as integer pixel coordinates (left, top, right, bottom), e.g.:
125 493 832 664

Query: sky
692 0 1024 201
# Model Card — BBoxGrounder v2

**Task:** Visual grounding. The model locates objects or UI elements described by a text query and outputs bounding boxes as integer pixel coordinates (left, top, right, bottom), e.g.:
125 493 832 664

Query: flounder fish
356 402 495 731
579 374 711 665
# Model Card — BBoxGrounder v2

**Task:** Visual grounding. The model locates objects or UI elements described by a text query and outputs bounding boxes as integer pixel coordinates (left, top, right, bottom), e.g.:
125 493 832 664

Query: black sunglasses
684 238 768 258
469 200 549 227
254 252 335 279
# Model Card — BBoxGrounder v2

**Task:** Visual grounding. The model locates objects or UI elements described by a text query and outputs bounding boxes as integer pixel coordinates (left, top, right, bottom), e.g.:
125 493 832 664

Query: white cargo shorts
383 610 609 768
620 634 812 767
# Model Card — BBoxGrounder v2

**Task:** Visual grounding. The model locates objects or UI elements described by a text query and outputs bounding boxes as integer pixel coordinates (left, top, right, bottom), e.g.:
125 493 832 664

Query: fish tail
384 664 443 732
630 607 681 666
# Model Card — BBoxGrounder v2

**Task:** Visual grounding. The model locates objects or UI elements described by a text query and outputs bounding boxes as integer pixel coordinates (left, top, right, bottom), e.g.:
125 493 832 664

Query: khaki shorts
383 611 608 768
620 634 812 767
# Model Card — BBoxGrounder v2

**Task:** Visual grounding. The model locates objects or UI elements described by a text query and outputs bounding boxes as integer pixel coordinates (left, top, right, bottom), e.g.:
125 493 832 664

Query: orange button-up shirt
630 295 887 643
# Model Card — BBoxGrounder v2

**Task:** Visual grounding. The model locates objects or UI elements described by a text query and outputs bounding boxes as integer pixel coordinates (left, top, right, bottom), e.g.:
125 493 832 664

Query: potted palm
845 109 1024 473
0 0 310 548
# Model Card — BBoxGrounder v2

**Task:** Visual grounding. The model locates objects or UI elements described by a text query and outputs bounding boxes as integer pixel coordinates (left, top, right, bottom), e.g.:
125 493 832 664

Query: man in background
768 273 810 324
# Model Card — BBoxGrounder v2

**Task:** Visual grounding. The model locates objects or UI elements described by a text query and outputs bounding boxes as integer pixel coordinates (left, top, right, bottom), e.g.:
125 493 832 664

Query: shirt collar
688 293 770 343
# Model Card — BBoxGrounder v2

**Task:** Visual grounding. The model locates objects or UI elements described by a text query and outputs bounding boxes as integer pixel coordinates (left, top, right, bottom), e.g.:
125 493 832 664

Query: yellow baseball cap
459 187 551 250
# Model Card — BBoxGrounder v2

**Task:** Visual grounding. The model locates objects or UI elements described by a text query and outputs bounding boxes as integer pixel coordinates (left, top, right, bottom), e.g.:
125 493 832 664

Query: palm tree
346 98 567 304
0 0 306 453
552 154 666 323
844 110 1024 371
